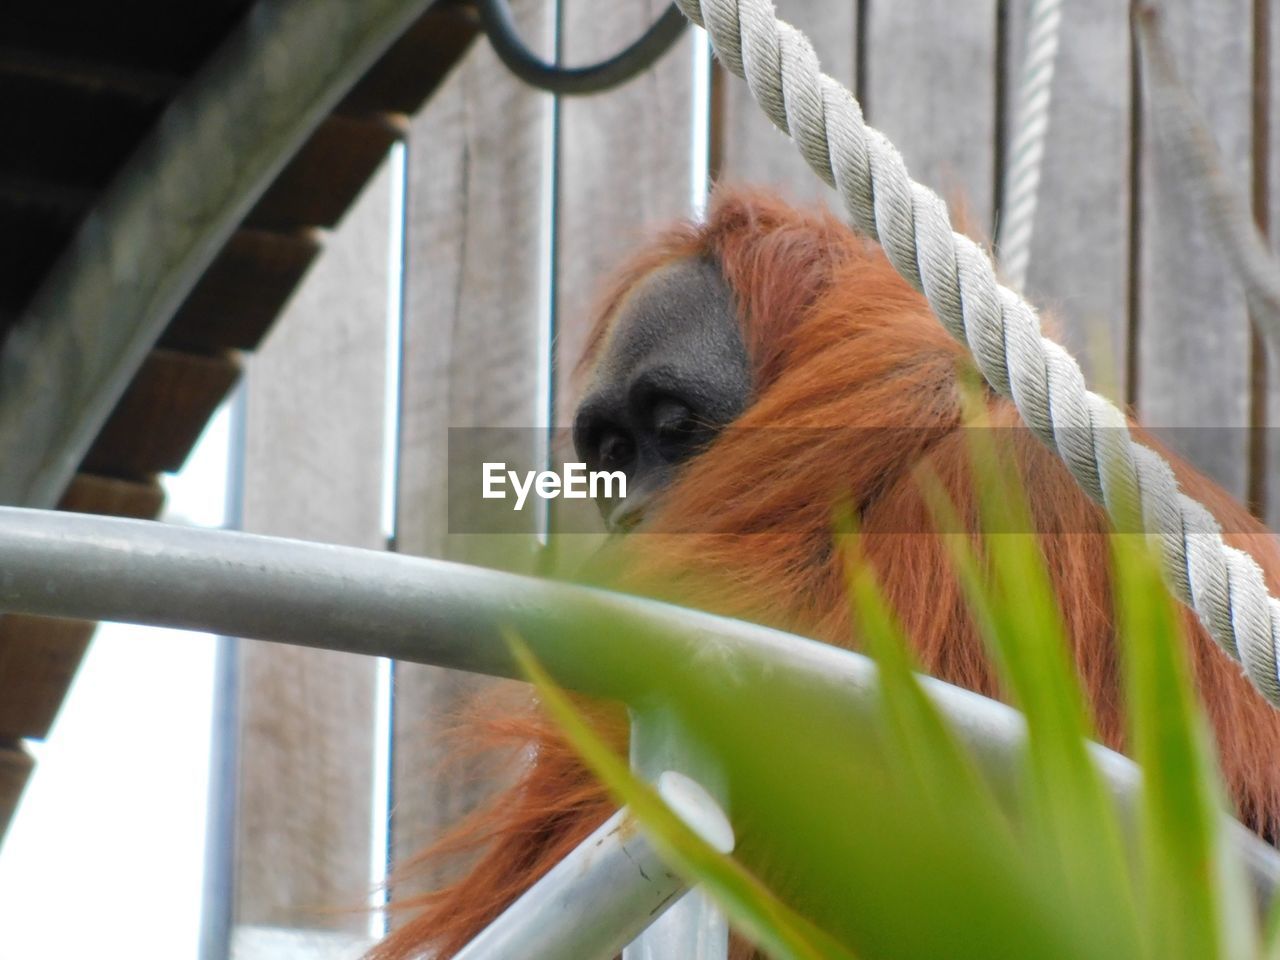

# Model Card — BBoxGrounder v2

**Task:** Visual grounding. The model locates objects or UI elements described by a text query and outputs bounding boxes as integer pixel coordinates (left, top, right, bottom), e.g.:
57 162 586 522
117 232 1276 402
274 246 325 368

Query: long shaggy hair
369 186 1280 959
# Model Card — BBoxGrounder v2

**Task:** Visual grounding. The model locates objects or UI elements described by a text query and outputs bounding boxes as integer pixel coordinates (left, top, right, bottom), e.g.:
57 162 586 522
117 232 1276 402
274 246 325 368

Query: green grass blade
507 631 862 960
915 412 1141 956
1262 887 1280 959
519 587 1095 959
1113 534 1256 960
840 521 1015 850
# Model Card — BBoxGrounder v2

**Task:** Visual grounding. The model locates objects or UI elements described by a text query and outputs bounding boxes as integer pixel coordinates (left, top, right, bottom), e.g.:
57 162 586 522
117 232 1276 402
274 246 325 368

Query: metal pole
0 506 1278 902
452 771 733 960
625 709 730 960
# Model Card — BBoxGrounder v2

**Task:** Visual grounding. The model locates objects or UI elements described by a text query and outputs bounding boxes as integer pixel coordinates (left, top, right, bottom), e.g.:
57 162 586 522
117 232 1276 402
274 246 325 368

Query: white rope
671 0 1280 708
997 0 1063 291
1136 8 1280 356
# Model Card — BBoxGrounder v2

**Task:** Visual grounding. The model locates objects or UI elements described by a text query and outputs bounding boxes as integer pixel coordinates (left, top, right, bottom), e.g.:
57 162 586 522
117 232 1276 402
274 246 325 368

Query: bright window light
0 404 232 959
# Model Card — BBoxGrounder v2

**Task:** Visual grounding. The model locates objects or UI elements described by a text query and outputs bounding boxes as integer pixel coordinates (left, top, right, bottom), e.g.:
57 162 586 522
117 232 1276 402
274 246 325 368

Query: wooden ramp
0 0 477 842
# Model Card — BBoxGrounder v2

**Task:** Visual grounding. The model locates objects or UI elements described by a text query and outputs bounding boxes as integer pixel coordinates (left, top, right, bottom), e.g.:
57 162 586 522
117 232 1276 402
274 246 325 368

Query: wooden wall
393 0 553 900
222 0 1277 952
231 162 390 953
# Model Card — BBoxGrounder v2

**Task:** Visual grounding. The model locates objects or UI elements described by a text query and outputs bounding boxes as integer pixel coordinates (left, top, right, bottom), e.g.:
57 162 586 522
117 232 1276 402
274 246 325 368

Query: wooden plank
0 741 34 842
0 175 90 318
0 43 179 101
1139 0 1253 499
554 0 697 426
233 162 390 933
1003 0 1132 396
81 347 241 479
0 68 163 190
392 0 554 898
340 3 479 116
0 475 164 741
0 616 96 740
246 114 403 231
164 228 322 353
0 1 251 76
59 472 166 518
713 0 856 206
864 0 999 237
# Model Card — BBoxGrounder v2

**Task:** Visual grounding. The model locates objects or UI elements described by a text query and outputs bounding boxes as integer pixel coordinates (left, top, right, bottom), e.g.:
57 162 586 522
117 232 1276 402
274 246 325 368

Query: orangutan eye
652 398 696 437
649 396 711 464
595 429 635 473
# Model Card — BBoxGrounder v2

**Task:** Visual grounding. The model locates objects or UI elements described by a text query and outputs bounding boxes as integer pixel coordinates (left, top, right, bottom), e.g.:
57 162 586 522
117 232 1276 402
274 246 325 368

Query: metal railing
453 771 732 959
2 505 1279 957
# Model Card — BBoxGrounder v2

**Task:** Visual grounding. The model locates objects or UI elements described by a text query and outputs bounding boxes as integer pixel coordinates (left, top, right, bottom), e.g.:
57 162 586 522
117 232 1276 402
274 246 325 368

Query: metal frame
625 709 731 960
3 504 1280 958
453 771 732 959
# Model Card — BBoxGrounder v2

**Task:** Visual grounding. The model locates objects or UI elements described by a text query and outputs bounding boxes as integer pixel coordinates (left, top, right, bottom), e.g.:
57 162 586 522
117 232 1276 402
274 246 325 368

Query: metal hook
476 0 690 95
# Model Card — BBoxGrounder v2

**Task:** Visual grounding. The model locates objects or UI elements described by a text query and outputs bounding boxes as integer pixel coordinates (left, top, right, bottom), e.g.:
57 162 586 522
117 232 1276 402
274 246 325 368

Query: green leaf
1112 533 1256 960
507 630 862 960
916 409 1140 957
524 584 1106 960
838 511 1014 851
512 398 1265 960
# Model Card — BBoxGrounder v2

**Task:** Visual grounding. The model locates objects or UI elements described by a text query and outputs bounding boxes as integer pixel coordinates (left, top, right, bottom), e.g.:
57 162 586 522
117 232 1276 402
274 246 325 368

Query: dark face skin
573 257 752 532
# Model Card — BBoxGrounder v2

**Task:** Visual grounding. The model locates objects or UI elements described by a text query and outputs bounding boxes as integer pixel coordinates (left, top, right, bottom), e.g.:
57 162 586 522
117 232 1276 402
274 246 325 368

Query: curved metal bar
476 0 689 95
0 505 1277 901
627 708 730 960
454 771 733 960
0 0 431 508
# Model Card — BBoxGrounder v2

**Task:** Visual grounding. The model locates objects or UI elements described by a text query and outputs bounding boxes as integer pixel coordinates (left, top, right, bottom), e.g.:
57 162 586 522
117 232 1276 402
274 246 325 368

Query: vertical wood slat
392 0 554 897
864 0 1000 238
713 1 857 206
1002 0 1132 397
233 163 391 935
554 0 698 427
1139 0 1254 499
1265 0 1280 528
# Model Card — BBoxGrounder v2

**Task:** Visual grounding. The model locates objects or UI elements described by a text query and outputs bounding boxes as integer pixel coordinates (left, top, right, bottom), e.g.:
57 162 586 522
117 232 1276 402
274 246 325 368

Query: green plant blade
508 631 861 960
839 518 1015 852
1113 533 1256 960
915 410 1141 957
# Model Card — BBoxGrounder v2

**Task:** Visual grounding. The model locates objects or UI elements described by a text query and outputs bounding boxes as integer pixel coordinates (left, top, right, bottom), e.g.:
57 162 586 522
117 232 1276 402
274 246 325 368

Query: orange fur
370 186 1280 959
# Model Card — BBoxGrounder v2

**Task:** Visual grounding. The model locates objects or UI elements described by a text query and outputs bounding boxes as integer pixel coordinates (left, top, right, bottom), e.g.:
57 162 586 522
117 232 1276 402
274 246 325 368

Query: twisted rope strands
672 0 1280 706
1136 8 1280 355
997 0 1063 291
